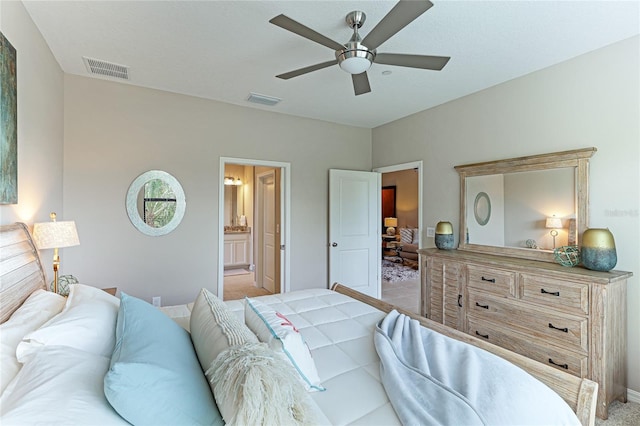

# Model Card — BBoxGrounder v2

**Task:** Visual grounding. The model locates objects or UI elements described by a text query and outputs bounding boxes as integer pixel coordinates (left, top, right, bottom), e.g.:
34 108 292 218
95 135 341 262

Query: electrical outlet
152 296 161 307
427 227 435 237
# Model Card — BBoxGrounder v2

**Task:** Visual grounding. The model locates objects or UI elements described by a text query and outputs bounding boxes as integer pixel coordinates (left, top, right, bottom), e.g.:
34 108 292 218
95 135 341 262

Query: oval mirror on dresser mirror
455 147 597 262
126 170 186 236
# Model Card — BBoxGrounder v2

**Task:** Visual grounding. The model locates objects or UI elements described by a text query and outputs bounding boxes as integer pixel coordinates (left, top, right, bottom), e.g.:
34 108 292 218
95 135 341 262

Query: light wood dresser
419 248 632 419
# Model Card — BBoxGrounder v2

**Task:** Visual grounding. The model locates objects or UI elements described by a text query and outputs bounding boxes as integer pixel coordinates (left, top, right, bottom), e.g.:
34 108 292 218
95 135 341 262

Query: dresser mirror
126 170 186 236
455 147 596 262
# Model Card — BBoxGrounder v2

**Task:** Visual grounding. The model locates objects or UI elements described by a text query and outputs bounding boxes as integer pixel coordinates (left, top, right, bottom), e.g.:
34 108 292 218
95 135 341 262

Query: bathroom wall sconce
224 176 242 186
545 216 563 248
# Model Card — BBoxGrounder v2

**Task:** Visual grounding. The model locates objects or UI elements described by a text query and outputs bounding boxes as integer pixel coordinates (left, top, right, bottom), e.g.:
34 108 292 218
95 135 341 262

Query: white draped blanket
374 310 581 426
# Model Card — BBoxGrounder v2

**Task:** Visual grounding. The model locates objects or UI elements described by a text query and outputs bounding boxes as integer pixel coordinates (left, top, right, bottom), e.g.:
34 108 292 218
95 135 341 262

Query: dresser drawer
519 274 589 315
467 316 588 377
467 265 515 297
468 289 588 352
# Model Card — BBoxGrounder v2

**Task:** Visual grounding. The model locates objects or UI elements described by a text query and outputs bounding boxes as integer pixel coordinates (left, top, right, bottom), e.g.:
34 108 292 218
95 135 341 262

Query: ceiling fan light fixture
336 43 374 74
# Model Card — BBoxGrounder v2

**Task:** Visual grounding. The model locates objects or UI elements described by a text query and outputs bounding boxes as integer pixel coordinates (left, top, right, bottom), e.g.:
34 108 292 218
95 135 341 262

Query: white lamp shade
384 217 398 227
545 217 563 229
33 221 80 249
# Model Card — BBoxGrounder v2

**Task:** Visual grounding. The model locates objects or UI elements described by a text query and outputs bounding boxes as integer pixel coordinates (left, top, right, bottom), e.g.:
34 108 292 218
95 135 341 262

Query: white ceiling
23 0 639 129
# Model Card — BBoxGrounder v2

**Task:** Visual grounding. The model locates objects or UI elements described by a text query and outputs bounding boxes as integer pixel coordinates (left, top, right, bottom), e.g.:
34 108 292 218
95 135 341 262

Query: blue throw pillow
104 292 223 425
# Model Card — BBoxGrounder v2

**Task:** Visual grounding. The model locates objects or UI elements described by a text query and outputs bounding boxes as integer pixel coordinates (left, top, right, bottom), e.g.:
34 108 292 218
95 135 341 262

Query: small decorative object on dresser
581 228 617 272
553 245 580 267
419 248 632 420
434 221 454 250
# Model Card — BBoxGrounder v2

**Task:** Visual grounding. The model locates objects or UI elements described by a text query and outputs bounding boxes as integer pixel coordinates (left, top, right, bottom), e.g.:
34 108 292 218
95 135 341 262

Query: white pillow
245 297 324 391
190 288 258 372
0 290 66 394
411 228 419 245
206 342 318 425
399 228 413 244
0 345 127 425
16 284 119 364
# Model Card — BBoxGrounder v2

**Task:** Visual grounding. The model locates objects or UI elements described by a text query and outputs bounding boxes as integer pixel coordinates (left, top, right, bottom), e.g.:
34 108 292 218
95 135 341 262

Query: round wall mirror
126 170 186 236
474 192 491 226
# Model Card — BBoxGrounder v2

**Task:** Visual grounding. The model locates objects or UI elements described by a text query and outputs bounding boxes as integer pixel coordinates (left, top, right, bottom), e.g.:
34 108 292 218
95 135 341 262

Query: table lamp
545 216 562 249
33 212 80 294
384 217 398 235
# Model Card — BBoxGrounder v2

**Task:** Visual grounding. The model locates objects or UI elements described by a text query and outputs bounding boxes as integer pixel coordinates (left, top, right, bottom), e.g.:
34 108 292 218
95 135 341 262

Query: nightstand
102 287 117 296
382 234 398 259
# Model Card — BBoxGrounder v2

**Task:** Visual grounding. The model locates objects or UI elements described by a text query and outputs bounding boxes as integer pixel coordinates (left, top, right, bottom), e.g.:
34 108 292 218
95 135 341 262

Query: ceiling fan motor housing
336 41 375 74
337 11 375 74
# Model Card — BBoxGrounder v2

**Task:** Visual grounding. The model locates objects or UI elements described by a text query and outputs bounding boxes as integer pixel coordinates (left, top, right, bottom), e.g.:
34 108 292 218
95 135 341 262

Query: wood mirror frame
455 147 596 263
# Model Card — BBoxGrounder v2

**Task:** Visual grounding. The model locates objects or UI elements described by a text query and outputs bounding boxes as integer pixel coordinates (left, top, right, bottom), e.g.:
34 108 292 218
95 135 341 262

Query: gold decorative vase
581 228 617 272
435 221 455 250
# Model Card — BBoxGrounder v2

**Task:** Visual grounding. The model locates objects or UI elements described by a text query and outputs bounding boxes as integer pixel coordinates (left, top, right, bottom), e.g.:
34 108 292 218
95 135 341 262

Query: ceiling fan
270 0 450 96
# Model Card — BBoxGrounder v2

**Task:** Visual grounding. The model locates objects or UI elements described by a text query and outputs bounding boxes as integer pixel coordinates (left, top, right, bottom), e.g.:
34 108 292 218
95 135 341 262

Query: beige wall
0 0 64 280
382 169 419 228
62 75 371 306
372 36 640 393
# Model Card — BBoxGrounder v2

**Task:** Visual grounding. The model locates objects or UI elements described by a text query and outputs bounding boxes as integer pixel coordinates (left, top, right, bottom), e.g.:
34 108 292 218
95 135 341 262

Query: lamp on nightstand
384 217 398 236
33 212 80 295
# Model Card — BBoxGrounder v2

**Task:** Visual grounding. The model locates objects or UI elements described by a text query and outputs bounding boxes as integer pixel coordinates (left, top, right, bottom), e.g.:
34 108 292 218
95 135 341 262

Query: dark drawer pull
541 288 560 296
457 294 462 308
475 302 489 309
548 323 568 333
481 276 496 283
475 331 489 339
548 358 569 369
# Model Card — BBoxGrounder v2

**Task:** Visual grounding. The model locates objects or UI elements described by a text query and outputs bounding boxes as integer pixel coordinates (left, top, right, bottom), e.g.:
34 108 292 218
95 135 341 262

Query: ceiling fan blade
375 53 450 70
352 72 371 96
270 14 345 51
362 0 433 50
276 59 338 80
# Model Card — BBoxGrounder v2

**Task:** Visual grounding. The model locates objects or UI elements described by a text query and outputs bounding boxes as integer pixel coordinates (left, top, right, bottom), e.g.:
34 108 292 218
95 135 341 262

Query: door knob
331 242 338 247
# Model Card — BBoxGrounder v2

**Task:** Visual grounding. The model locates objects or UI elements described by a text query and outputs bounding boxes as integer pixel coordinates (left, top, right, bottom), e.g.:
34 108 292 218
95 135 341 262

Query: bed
1 222 598 425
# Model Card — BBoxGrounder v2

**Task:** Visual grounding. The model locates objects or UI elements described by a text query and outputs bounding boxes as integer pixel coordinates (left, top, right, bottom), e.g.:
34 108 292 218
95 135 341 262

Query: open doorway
373 161 422 313
218 158 291 300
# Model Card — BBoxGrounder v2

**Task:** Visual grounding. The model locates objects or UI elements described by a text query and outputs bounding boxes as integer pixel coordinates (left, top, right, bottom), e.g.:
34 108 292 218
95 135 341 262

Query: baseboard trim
628 388 640 404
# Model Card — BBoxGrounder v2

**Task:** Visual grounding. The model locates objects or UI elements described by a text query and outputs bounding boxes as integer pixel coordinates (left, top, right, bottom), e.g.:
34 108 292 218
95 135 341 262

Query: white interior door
257 170 276 293
329 169 381 298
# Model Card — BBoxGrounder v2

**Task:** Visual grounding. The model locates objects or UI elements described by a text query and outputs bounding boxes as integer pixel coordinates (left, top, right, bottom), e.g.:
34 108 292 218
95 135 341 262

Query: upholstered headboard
0 223 47 323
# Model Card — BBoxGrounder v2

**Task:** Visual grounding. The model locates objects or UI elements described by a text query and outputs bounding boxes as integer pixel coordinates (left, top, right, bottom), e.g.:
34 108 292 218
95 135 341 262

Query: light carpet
382 259 419 283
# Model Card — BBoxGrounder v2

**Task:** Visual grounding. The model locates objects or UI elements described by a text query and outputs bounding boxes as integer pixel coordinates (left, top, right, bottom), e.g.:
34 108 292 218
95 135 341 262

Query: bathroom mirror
126 170 186 236
224 185 239 226
455 147 596 262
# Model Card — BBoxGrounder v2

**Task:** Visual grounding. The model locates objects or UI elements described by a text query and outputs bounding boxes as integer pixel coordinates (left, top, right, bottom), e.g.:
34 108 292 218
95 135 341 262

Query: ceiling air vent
83 57 129 80
247 93 281 106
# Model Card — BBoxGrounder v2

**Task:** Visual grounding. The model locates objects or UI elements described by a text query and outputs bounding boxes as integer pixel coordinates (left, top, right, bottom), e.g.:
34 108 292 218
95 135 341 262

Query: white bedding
2 286 579 426
222 289 401 425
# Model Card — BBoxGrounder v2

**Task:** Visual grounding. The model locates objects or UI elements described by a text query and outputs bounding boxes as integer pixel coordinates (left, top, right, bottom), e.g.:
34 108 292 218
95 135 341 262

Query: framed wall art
1 30 17 204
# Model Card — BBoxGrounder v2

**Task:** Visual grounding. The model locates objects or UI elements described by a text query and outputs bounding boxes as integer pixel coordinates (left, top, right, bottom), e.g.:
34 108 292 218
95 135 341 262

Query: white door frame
218 157 291 297
373 161 424 260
